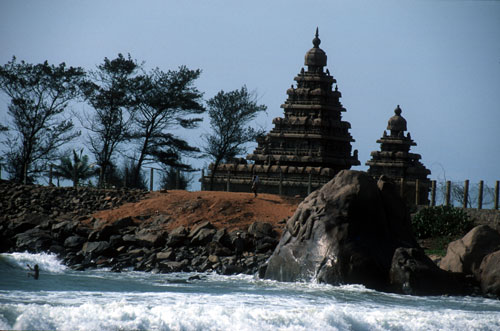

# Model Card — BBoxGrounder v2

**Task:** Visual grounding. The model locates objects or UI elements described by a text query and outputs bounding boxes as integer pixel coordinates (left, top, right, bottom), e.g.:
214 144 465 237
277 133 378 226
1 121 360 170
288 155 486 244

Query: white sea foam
2 252 67 273
2 286 499 331
1 257 500 330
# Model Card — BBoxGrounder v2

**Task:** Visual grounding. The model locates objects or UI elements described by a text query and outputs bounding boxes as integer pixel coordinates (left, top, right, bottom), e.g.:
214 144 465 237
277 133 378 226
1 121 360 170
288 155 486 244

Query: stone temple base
200 163 342 197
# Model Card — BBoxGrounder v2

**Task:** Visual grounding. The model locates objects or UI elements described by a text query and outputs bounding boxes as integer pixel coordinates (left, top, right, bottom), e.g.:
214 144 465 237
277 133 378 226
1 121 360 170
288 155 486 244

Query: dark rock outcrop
264 170 471 295
264 170 418 290
389 247 472 296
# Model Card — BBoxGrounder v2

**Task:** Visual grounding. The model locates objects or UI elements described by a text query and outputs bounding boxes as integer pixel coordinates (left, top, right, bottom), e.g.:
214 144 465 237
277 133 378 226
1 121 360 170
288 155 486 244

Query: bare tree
202 86 267 190
0 57 84 183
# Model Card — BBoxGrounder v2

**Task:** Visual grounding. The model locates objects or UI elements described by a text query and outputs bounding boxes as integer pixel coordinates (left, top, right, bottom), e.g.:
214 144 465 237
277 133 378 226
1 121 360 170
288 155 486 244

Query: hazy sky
1 0 499 189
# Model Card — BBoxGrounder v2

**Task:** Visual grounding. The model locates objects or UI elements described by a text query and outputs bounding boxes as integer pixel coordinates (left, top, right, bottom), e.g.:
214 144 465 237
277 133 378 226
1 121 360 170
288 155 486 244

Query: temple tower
366 105 431 204
201 29 360 196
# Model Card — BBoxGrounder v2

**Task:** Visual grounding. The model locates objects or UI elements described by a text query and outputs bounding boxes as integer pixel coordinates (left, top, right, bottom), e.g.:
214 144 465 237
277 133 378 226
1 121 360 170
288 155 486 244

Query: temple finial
312 27 321 48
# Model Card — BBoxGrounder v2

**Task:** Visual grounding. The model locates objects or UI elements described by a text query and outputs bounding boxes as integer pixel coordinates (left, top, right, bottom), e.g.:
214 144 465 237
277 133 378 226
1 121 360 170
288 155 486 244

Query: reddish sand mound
91 190 301 233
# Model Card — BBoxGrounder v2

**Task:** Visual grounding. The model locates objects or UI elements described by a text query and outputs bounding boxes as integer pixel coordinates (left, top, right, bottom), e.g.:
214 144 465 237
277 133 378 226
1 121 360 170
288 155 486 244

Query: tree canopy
128 66 205 187
52 149 95 187
79 53 141 187
0 57 84 183
203 86 267 189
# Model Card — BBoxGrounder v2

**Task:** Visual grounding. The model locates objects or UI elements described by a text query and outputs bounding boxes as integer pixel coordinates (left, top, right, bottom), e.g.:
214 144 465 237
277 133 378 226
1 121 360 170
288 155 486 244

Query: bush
412 206 473 239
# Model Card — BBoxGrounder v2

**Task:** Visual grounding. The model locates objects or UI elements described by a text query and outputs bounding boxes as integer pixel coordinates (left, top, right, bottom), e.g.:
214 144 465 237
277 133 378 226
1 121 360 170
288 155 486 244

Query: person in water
27 264 39 280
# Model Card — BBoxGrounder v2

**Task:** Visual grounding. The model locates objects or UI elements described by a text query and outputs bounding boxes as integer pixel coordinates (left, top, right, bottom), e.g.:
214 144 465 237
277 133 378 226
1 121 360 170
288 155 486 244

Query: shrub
412 206 473 239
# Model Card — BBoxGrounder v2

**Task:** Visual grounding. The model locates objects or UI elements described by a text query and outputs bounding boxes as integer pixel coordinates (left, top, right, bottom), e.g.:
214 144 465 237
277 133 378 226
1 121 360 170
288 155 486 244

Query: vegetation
52 149 94 187
79 54 141 187
159 166 194 190
203 86 267 189
412 205 474 239
0 57 85 183
128 66 204 188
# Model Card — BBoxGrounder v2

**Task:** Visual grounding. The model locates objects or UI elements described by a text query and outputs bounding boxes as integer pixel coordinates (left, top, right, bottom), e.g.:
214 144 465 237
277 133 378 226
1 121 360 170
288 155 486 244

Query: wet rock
82 241 112 258
264 170 419 291
64 235 86 249
389 247 471 295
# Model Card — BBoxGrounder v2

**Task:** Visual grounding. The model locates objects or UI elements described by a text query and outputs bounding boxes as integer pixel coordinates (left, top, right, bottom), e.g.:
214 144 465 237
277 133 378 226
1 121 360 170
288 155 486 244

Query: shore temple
201 29 360 196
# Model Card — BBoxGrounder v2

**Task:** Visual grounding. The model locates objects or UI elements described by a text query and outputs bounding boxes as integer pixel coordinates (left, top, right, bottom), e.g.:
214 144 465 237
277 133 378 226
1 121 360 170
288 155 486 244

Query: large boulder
264 170 419 291
439 225 500 277
389 247 471 295
478 250 500 297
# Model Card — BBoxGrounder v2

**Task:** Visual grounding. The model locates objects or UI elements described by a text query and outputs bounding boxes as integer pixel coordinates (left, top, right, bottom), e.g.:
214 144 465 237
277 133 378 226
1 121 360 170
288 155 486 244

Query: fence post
226 170 230 192
478 180 483 209
24 163 27 185
150 168 154 191
400 178 405 198
463 179 469 209
124 167 128 188
201 169 205 191
279 169 283 195
307 173 312 195
430 180 436 206
445 181 451 206
49 164 53 186
495 181 499 210
176 169 180 189
415 179 420 205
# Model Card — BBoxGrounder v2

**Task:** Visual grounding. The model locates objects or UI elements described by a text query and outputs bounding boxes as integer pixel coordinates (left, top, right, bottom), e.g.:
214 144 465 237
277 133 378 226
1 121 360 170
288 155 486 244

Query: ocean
1 252 499 331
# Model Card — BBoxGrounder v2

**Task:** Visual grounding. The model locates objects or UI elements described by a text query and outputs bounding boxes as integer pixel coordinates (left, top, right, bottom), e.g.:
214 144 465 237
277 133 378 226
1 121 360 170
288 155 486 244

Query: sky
1 0 499 191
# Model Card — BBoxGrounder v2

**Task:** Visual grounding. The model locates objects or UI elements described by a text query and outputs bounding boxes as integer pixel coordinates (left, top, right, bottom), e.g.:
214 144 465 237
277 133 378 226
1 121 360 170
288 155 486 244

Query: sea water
1 252 499 330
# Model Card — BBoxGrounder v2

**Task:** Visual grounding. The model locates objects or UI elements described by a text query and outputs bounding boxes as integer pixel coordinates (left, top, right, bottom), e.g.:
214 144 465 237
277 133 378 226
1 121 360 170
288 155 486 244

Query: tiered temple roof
201 29 360 196
366 105 431 204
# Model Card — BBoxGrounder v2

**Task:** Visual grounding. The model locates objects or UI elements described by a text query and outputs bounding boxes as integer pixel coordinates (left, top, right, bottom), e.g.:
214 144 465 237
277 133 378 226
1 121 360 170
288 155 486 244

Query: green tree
79 53 141 187
53 149 94 187
0 57 84 183
159 166 194 190
203 86 267 190
128 66 204 188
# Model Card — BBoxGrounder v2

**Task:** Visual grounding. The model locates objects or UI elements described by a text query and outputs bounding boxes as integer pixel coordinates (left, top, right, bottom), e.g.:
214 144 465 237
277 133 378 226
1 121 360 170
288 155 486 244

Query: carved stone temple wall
366 105 431 205
201 29 360 196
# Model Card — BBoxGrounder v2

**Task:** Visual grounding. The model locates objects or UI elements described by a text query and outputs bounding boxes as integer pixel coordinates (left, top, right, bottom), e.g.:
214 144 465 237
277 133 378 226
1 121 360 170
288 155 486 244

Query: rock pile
0 180 281 275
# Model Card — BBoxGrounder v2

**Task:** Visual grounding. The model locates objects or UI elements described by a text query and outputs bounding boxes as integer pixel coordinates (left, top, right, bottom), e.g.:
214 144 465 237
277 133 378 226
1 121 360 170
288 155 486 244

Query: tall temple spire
202 30 359 196
313 27 321 48
305 27 327 68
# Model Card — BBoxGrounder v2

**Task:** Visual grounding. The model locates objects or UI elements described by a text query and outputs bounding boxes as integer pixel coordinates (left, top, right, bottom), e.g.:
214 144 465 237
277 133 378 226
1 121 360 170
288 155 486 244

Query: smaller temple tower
366 105 431 205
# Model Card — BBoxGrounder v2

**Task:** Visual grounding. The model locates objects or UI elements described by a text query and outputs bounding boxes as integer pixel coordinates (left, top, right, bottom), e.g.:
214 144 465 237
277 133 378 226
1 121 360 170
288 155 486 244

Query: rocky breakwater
262 170 477 296
0 180 283 275
0 179 146 258
66 217 279 275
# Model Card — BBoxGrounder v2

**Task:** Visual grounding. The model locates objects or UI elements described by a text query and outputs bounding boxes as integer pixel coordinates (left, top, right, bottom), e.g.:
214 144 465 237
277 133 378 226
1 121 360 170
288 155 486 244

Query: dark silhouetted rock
167 226 188 247
82 241 112 258
248 221 274 239
264 170 419 291
64 235 86 249
440 225 500 277
389 247 471 295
